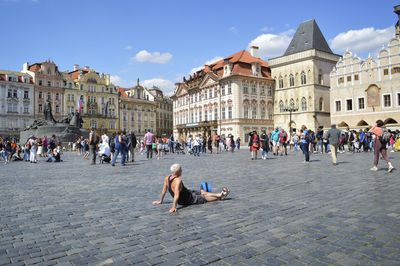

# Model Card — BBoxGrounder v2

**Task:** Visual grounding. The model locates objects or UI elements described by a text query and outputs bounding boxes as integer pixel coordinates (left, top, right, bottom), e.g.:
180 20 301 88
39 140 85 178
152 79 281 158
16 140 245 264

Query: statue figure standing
44 99 57 123
69 111 84 128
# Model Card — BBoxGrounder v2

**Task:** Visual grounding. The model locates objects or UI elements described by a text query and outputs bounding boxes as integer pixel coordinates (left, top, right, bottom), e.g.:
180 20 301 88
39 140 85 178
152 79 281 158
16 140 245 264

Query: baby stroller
98 142 111 163
175 142 185 154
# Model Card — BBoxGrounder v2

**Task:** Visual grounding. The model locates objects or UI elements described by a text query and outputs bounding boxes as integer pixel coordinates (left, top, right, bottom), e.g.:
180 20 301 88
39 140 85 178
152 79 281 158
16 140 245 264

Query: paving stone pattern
0 149 399 265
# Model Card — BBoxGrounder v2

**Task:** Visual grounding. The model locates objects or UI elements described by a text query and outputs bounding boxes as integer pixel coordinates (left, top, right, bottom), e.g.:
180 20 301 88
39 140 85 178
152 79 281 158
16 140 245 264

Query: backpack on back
380 128 391 144
282 132 287 142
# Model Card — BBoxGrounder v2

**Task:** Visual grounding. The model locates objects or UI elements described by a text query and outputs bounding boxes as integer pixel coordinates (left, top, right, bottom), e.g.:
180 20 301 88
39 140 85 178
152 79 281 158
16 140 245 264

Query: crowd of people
0 134 62 164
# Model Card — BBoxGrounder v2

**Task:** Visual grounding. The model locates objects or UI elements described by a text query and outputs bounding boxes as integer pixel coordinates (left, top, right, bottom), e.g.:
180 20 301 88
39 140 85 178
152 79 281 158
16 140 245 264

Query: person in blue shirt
301 125 311 162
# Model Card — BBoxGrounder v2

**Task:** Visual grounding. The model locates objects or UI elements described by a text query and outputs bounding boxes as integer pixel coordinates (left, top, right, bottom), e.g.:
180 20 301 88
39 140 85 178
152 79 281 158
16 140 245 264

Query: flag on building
77 96 84 113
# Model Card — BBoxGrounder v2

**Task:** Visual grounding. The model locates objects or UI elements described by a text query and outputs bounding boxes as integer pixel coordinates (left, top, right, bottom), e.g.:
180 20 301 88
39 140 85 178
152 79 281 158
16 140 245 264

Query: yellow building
118 87 157 138
64 65 119 133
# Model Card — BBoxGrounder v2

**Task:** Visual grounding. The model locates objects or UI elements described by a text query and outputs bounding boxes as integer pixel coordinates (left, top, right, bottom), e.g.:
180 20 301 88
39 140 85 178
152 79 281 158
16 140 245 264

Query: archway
338 121 349 128
356 120 369 127
384 118 398 125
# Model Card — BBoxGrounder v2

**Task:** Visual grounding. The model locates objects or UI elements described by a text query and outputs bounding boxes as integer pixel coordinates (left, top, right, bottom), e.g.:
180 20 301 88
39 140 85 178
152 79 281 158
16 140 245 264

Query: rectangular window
252 107 257 119
338 77 344 84
347 76 352 82
214 108 218 120
24 90 29 99
383 69 389 75
199 111 202 122
346 99 353 111
228 83 232 94
335 100 341 112
7 89 12 98
244 107 249 118
261 107 266 119
251 84 257 94
56 105 60 113
213 88 217 98
243 82 249 94
221 86 225 96
39 104 43 113
392 67 400 74
383 94 391 107
228 106 232 119
39 80 43 86
68 106 74 113
24 105 29 113
358 98 365 110
209 89 212 98
267 86 272 96
47 81 51 87
398 93 400 106
354 74 359 81
260 85 265 95
13 89 18 98
222 107 226 120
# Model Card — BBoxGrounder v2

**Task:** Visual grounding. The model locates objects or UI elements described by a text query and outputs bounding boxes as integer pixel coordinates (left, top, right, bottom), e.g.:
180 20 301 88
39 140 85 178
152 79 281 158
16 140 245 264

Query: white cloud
110 75 132 88
248 29 295 59
141 78 176 96
228 26 238 34
133 50 172 64
190 56 223 74
330 26 394 55
124 45 133 50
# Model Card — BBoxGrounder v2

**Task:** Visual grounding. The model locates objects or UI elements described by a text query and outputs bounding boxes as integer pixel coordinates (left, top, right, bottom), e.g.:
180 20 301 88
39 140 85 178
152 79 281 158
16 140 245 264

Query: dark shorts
192 191 207 204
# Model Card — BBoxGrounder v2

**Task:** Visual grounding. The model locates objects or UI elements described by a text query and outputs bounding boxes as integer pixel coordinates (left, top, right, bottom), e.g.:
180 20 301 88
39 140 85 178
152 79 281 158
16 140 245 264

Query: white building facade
0 71 35 136
172 48 274 143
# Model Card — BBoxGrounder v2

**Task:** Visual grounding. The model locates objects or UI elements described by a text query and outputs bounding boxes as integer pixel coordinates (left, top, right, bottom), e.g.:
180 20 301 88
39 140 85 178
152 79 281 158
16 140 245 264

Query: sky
0 0 398 94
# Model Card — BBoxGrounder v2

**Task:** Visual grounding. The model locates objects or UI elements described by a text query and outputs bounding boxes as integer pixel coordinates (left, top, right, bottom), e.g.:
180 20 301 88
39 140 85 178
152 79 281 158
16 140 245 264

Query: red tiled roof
68 69 89 80
118 88 128 97
28 63 41 72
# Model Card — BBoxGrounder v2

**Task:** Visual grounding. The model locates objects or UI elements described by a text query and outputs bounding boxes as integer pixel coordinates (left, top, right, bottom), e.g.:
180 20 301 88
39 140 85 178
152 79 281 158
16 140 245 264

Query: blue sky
0 0 398 94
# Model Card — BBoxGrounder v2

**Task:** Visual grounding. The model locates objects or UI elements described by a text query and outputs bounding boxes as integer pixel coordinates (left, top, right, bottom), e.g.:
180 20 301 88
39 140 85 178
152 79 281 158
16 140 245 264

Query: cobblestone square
0 150 399 265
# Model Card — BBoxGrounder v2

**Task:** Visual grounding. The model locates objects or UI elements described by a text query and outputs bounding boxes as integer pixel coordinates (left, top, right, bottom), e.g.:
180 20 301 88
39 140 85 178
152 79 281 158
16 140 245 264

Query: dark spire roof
284 19 333 56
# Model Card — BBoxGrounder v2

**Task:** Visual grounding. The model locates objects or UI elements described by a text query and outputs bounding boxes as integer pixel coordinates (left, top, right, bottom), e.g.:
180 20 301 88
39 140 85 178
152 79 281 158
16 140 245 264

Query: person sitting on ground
46 148 61 162
153 163 230 213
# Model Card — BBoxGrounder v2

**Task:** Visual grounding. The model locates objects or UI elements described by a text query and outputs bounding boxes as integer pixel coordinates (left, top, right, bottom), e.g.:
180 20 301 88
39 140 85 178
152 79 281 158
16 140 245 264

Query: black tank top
168 175 194 205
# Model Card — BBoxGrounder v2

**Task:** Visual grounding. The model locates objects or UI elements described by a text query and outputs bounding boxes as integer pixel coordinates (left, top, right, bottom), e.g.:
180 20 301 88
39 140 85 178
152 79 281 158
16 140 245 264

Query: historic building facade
66 65 119 133
330 10 400 130
172 48 274 142
119 85 157 138
22 61 65 122
145 86 173 136
269 20 340 132
0 71 35 136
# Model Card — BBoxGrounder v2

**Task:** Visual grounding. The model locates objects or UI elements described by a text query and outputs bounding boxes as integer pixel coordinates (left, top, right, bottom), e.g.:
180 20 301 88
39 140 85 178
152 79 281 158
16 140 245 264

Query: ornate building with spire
329 6 400 130
269 20 340 132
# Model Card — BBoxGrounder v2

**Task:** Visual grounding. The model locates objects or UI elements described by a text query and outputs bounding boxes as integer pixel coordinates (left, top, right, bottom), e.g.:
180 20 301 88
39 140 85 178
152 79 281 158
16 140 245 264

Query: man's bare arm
153 177 169 205
170 179 182 213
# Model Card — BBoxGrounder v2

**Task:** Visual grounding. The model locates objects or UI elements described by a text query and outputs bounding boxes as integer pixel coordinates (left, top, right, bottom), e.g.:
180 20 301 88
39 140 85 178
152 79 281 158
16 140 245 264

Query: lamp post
283 105 298 137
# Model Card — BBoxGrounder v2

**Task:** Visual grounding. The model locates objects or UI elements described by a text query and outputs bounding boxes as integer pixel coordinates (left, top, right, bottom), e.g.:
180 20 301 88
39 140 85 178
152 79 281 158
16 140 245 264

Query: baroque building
120 83 157 138
22 60 65 122
144 86 173 136
172 48 274 142
329 7 400 129
269 20 340 132
65 65 119 133
0 71 35 136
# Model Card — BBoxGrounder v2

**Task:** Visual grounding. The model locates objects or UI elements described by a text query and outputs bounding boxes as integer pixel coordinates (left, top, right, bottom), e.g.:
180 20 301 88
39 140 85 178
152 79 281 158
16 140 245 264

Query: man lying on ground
152 163 230 213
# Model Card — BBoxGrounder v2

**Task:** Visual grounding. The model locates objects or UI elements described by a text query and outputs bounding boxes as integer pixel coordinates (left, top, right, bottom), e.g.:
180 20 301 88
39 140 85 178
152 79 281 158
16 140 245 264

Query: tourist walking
271 127 280 156
111 130 127 166
279 129 288 156
127 131 137 162
144 129 154 160
207 136 213 153
88 128 98 165
327 123 341 165
301 125 311 162
249 131 260 160
260 130 269 160
369 120 394 172
29 136 38 163
236 137 241 150
193 135 201 156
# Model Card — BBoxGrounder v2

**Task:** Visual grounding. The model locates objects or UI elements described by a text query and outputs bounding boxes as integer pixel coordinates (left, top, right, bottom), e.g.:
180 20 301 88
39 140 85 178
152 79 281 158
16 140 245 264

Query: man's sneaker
370 166 378 171
388 164 394 173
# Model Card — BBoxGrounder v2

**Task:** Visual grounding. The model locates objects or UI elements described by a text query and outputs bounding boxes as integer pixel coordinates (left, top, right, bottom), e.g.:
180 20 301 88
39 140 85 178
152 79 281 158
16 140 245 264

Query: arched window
278 77 283 88
290 98 295 108
252 106 257 119
301 97 307 111
319 97 324 111
301 72 307 85
47 92 51 100
289 74 294 87
279 100 284 112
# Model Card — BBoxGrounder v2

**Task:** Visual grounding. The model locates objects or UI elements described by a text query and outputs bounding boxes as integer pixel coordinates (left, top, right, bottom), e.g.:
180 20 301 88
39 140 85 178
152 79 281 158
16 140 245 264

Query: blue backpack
200 182 212 192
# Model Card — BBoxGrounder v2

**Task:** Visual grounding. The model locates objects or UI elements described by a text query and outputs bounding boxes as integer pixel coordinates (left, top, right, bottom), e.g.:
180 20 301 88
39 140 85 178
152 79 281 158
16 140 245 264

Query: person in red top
279 129 288 156
248 131 260 160
369 119 394 172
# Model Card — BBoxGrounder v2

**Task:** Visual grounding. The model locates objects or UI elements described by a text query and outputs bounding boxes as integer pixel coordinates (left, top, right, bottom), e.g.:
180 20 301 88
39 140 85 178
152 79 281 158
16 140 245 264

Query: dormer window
223 61 232 76
252 63 260 76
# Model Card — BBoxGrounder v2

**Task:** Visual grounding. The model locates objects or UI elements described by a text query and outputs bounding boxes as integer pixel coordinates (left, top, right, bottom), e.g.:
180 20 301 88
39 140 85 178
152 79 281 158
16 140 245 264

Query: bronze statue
44 99 57 123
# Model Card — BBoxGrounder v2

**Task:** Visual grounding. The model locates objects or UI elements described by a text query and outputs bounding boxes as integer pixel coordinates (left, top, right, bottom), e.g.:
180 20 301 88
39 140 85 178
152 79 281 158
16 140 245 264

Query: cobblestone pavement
0 149 399 265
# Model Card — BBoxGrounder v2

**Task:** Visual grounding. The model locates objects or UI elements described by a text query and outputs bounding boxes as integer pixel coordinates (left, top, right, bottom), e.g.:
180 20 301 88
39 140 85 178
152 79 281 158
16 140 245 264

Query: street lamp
283 105 298 137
